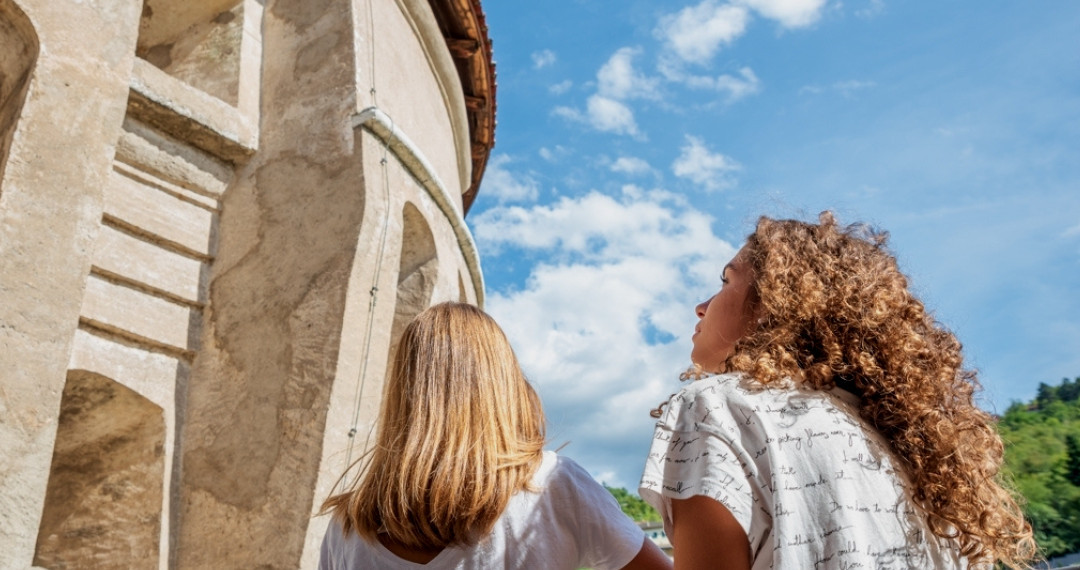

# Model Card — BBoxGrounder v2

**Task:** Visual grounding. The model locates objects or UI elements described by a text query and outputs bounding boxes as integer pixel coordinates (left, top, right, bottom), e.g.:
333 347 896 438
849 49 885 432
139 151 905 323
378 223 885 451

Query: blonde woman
320 302 671 569
640 213 1036 569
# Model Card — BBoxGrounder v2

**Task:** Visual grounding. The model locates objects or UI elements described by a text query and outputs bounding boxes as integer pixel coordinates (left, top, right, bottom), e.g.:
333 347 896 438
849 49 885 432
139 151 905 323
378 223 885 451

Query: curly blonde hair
723 212 1035 567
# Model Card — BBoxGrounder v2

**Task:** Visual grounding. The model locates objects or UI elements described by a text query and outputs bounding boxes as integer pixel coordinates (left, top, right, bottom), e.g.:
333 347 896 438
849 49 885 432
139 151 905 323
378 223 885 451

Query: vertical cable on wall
340 0 394 484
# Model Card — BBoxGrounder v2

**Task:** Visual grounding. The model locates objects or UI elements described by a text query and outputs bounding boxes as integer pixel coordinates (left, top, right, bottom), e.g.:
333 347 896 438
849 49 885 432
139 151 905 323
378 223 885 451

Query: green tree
605 485 661 523
1036 382 1058 408
1066 433 1080 487
1059 378 1080 403
999 376 1080 559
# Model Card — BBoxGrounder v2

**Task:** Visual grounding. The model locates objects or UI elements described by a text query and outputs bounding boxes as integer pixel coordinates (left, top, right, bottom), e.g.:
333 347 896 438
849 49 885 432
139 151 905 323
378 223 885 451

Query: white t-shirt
320 451 645 569
639 373 968 570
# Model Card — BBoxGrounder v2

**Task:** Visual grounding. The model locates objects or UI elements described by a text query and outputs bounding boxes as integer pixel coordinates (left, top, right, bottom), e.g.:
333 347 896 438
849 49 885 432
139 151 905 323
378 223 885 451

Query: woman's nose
695 297 712 318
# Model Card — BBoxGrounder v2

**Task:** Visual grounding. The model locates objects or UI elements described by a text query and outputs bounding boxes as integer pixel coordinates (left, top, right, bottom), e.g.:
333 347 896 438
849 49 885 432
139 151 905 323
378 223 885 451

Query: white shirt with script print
639 373 969 569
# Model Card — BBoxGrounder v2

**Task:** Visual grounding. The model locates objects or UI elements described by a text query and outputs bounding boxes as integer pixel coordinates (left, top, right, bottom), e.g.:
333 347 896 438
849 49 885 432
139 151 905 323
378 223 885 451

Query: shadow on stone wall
34 371 165 570
0 0 38 195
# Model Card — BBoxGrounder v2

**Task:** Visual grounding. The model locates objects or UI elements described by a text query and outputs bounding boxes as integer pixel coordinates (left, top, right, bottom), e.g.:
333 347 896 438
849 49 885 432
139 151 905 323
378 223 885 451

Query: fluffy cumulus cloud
611 156 653 176
597 47 660 100
667 66 762 102
554 49 656 137
656 1 750 64
735 0 828 28
532 49 557 69
672 135 742 191
473 187 737 487
548 80 573 95
655 0 829 66
479 154 540 203
554 95 641 137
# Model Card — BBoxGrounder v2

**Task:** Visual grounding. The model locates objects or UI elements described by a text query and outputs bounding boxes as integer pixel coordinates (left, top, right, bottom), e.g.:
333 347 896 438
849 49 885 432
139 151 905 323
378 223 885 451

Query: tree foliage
999 376 1080 559
605 485 661 523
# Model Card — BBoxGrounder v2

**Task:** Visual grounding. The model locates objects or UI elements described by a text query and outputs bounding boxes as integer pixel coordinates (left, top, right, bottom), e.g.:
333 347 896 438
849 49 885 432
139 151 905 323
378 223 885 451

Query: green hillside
998 376 1080 558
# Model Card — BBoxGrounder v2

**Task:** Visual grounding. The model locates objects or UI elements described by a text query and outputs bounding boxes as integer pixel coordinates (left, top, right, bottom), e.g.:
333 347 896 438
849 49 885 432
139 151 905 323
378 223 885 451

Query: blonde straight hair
321 302 546 549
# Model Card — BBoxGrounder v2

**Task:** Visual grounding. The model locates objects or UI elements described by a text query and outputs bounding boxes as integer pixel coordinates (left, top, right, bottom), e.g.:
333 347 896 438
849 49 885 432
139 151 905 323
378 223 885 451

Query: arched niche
388 203 438 358
34 371 165 569
0 0 38 196
136 0 245 105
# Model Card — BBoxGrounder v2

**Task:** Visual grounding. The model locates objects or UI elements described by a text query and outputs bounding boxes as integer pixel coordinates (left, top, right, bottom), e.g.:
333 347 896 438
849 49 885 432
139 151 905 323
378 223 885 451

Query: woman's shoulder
541 452 603 491
670 372 793 408
661 372 843 436
527 451 604 501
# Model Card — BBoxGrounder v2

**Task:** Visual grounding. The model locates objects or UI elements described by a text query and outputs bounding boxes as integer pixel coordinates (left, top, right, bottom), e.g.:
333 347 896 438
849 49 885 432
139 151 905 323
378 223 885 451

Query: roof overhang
427 0 496 214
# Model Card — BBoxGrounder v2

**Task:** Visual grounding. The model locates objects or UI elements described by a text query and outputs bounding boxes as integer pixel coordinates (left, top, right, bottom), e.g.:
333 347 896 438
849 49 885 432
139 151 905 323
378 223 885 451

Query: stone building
0 0 495 567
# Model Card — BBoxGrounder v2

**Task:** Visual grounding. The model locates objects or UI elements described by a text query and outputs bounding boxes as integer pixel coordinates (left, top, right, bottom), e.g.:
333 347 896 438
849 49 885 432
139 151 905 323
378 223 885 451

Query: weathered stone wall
172 0 366 565
0 0 486 568
0 1 143 567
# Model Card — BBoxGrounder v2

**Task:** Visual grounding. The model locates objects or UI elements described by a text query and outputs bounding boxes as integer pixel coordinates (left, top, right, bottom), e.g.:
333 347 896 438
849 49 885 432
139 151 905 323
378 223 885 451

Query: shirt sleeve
318 517 339 570
638 380 757 542
553 456 647 570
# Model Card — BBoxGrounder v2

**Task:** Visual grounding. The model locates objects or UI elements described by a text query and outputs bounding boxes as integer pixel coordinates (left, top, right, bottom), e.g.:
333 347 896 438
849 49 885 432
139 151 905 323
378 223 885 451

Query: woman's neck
377 533 444 564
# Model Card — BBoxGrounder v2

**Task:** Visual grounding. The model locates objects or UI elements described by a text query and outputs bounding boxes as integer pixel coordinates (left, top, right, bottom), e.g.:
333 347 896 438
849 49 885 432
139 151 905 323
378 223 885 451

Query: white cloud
799 79 876 97
833 79 876 96
611 156 653 176
532 49 557 69
855 0 885 18
735 0 828 28
551 106 582 121
548 80 573 95
656 1 750 64
672 135 742 191
655 0 827 66
552 48 658 137
679 66 762 102
1063 222 1080 238
597 47 660 100
473 188 737 487
548 47 656 137
554 95 641 137
586 96 640 136
479 154 539 203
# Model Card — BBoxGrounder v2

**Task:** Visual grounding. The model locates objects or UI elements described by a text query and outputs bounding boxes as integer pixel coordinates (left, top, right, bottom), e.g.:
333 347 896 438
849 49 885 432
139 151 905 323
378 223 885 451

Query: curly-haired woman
639 213 1036 569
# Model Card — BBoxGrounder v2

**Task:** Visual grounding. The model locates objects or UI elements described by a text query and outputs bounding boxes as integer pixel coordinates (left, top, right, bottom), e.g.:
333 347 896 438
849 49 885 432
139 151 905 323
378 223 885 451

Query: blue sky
467 0 1080 489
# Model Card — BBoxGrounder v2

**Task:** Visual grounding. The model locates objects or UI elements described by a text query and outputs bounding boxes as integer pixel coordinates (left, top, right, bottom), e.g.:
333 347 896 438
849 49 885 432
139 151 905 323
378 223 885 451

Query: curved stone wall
0 0 489 568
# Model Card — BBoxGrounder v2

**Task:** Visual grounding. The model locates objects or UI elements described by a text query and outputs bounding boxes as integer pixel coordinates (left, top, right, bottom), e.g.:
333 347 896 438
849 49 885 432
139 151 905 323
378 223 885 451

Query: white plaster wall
358 0 470 209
